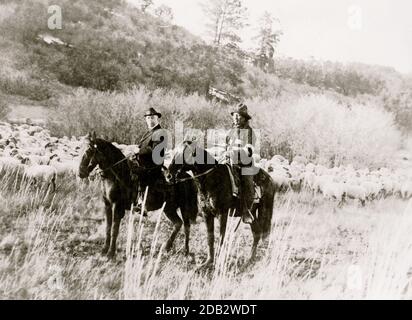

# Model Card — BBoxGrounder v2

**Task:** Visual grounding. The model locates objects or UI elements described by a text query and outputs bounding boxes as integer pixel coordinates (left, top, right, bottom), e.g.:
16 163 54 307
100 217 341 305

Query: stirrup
242 209 254 224
131 203 147 216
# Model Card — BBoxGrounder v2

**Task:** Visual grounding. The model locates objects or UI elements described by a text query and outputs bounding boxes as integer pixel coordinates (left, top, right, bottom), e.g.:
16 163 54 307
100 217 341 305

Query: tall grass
1 167 411 299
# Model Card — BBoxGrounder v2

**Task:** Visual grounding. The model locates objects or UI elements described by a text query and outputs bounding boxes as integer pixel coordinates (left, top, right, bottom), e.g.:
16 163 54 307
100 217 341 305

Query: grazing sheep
23 165 57 192
0 156 23 171
292 155 308 165
271 154 288 164
49 158 79 176
400 180 412 199
269 166 291 191
321 181 346 205
21 155 51 166
342 181 367 206
302 171 316 192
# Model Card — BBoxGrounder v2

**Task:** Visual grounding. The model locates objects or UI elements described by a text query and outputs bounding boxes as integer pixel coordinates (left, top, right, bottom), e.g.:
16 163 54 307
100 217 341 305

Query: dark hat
144 107 161 118
230 103 251 120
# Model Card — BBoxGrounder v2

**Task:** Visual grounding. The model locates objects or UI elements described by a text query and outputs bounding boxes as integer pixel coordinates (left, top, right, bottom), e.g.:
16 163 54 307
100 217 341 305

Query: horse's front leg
165 220 182 252
219 211 228 248
199 214 215 268
107 203 123 259
250 221 261 262
183 220 190 256
102 198 112 255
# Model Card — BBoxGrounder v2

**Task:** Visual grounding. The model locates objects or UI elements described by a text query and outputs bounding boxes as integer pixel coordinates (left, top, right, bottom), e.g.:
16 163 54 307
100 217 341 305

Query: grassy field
0 167 411 300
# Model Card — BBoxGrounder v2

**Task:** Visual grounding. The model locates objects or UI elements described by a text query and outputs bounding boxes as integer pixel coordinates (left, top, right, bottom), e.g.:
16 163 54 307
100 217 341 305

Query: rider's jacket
225 123 256 168
137 124 167 169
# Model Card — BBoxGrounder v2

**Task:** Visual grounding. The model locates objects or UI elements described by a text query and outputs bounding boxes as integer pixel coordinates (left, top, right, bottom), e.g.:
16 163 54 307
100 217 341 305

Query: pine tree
201 0 248 47
154 4 174 24
253 11 282 72
136 0 154 13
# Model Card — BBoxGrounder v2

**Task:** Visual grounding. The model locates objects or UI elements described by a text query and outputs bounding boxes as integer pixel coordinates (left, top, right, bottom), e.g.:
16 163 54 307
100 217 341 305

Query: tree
154 4 174 24
201 0 248 47
136 0 154 13
253 11 282 72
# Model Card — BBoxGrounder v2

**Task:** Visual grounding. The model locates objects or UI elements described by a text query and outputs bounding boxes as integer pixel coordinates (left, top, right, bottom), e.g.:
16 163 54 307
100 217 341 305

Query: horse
78 132 198 259
167 141 276 267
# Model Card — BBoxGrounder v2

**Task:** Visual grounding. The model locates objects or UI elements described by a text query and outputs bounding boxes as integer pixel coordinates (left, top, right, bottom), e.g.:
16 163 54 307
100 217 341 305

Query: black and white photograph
0 0 411 302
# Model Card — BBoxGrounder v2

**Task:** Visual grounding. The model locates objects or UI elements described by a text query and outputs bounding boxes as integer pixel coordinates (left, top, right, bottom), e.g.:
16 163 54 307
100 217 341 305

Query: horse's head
78 132 105 179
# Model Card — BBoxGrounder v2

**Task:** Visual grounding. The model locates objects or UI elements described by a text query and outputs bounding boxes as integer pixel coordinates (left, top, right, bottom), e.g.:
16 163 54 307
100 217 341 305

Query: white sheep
271 154 288 165
321 181 346 204
21 155 51 166
23 165 57 192
342 180 367 206
49 158 79 176
0 156 23 172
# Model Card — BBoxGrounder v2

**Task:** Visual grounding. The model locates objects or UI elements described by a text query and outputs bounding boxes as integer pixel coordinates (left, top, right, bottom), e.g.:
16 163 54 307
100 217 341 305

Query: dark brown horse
78 132 198 259
167 141 276 267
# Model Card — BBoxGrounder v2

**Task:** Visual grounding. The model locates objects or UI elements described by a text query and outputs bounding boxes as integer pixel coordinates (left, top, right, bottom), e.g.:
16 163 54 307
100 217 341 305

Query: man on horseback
225 103 257 224
130 107 168 211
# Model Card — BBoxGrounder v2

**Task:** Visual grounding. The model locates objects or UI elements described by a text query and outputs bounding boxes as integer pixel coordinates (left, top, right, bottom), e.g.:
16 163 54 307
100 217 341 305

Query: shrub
47 87 231 145
251 94 402 168
48 88 402 168
0 100 10 120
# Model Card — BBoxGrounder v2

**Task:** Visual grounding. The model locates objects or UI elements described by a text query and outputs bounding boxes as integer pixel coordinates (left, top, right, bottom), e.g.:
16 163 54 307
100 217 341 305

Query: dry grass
0 168 411 300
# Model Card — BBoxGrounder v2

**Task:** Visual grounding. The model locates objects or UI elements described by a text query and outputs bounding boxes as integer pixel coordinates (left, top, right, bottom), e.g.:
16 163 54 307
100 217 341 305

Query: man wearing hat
225 103 257 224
130 107 168 210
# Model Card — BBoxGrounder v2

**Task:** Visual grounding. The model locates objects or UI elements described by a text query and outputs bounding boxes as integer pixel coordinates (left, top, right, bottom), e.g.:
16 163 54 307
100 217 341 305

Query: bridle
84 141 218 188
83 143 134 191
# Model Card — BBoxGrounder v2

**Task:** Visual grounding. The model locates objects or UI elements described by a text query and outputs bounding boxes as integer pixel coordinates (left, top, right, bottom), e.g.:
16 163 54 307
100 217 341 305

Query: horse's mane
95 138 126 163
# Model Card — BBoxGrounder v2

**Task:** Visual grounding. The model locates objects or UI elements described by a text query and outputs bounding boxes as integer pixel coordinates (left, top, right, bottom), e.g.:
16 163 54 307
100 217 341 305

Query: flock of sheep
0 121 81 190
258 155 412 205
1 122 411 205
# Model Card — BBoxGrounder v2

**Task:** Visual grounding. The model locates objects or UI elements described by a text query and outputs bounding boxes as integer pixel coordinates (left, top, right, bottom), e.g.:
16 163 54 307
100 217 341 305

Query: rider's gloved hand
128 146 140 160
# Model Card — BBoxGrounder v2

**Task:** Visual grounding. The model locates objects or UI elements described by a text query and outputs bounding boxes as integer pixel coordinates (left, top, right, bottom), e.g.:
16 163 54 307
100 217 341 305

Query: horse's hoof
107 251 116 260
185 253 196 265
196 259 214 272
163 241 173 253
246 257 257 267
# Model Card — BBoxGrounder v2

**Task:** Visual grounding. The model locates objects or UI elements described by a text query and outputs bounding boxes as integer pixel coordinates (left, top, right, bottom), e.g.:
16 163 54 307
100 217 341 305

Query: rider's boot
131 188 147 216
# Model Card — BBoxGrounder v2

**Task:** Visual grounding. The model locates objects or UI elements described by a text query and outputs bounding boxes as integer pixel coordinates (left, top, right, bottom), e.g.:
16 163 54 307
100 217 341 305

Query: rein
91 146 164 191
88 146 134 191
100 156 130 172
169 166 216 185
166 142 218 185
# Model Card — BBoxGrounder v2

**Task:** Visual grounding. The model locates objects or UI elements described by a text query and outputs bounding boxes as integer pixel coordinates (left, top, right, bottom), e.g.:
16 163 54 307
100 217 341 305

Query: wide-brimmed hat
144 107 162 118
230 103 251 120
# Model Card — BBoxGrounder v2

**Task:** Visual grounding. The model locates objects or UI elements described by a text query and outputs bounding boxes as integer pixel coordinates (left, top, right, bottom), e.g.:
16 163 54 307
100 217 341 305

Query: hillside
2 1 412 301
0 0 412 136
0 0 245 97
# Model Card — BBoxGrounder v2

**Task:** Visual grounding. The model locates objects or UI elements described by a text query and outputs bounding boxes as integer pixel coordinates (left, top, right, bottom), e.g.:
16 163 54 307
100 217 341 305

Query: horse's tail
258 169 276 240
